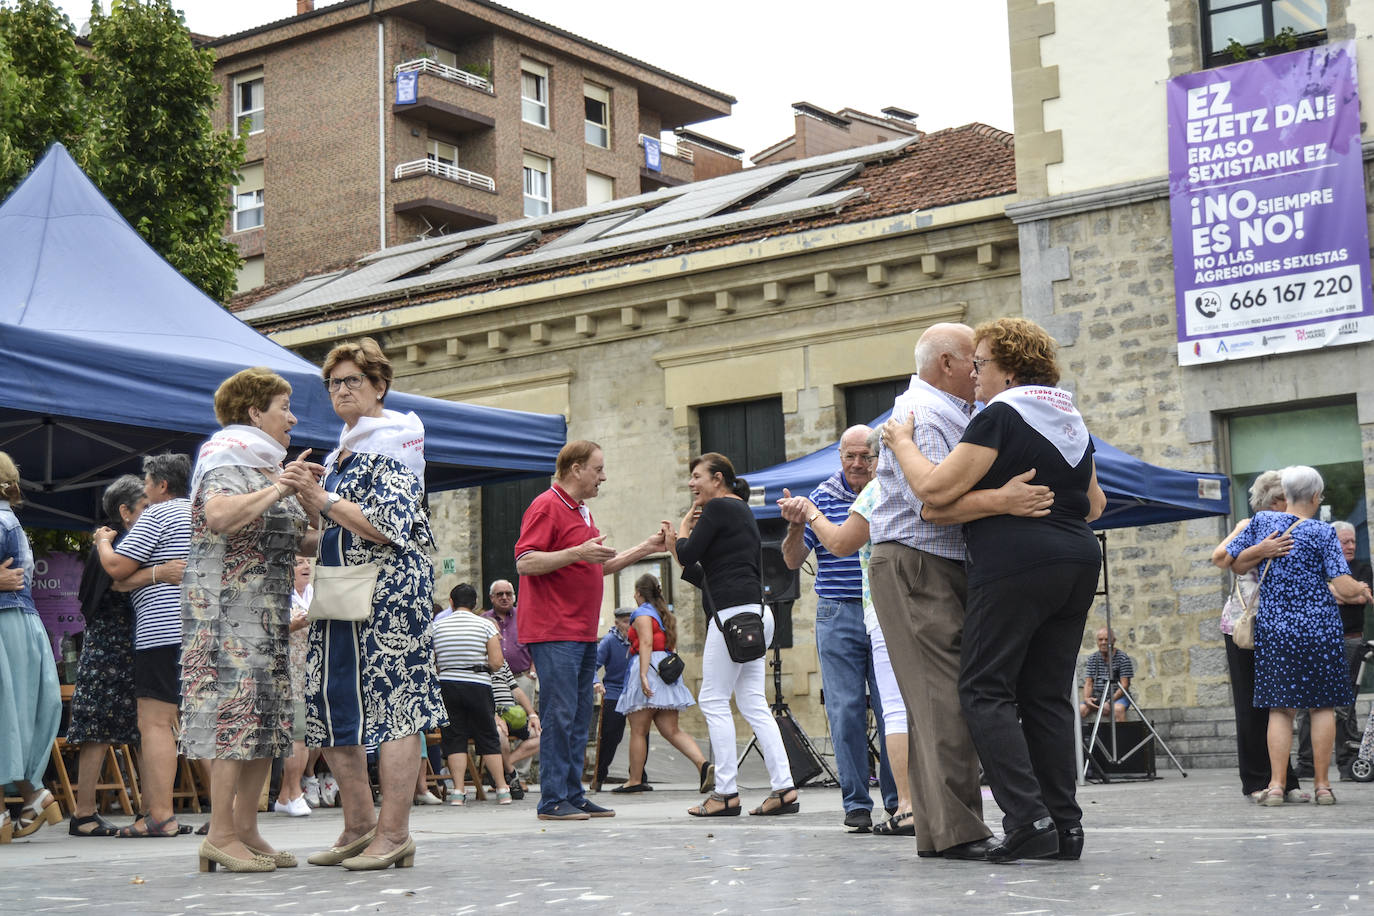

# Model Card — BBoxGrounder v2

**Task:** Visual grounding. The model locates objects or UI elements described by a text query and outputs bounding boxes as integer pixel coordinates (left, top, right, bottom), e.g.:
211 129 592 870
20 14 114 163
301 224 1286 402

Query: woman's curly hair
973 317 1061 387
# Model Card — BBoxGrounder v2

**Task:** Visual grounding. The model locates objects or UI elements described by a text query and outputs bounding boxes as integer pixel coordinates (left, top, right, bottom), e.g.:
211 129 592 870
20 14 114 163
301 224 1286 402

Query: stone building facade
1006 0 1374 760
204 0 733 292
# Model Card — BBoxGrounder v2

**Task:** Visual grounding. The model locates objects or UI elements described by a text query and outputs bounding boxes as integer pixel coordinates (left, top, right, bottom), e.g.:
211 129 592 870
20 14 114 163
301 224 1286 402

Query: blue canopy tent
0 144 565 528
745 409 1231 529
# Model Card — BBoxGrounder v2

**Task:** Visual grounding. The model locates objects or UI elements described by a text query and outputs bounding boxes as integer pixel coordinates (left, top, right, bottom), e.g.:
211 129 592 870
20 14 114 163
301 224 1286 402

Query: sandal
873 810 915 837
1315 786 1337 805
698 761 715 794
69 813 121 837
687 792 740 817
496 789 512 806
115 813 183 838
749 787 799 816
13 790 61 838
1259 785 1286 807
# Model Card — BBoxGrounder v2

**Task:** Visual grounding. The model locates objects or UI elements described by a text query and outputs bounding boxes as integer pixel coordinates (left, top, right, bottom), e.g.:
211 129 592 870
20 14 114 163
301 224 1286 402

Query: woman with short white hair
1228 465 1373 806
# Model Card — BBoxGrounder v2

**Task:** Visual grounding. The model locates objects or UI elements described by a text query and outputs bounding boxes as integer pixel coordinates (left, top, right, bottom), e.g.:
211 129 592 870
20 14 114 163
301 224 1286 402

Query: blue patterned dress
305 451 446 747
1227 510 1356 709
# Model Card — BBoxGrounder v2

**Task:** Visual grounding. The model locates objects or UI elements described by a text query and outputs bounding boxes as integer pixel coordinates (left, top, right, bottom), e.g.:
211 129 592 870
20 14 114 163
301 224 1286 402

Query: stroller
1349 641 1374 782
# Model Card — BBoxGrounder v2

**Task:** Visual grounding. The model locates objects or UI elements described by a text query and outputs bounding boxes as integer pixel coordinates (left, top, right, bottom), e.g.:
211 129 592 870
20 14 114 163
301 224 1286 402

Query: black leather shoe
843 808 872 833
1054 825 1084 860
987 817 1059 862
938 838 995 861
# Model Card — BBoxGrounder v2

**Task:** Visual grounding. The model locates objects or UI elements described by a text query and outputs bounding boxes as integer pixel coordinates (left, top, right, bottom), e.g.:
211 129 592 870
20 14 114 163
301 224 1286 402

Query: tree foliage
0 0 244 302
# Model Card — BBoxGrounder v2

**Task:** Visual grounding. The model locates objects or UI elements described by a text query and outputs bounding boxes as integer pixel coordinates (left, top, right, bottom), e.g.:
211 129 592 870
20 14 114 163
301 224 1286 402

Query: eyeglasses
491 591 514 598
971 358 992 375
839 451 876 463
324 374 365 391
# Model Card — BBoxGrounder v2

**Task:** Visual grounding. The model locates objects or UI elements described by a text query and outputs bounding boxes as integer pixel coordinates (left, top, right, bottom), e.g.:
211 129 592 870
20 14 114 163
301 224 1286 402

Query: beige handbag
1232 517 1303 650
307 562 380 622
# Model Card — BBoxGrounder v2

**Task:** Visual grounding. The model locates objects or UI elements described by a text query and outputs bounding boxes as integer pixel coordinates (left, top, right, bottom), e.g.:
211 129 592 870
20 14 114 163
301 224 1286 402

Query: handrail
394 58 494 95
638 133 694 163
393 158 496 192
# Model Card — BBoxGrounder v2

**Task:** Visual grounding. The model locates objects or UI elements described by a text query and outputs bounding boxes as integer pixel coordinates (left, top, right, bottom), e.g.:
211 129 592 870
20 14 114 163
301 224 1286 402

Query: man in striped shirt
782 425 893 832
95 452 192 836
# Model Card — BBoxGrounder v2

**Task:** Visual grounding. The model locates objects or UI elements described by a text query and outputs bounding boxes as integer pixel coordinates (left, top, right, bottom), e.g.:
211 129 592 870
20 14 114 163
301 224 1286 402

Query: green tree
0 0 87 194
82 0 244 302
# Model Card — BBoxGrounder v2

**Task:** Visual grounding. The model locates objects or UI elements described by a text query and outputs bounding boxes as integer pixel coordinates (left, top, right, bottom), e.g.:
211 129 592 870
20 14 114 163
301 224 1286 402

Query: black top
1339 559 1372 634
961 402 1101 587
676 496 761 614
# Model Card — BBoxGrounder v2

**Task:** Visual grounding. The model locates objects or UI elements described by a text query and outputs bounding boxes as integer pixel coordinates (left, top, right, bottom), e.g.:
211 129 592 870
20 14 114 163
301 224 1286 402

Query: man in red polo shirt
515 440 667 821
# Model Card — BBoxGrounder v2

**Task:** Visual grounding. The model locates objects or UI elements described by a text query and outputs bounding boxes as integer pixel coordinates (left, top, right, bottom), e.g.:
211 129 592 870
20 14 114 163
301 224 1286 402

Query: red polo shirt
514 483 604 643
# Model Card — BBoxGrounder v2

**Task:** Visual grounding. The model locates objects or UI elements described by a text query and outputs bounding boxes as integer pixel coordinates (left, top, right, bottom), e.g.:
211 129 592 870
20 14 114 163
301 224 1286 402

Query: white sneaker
274 795 311 817
302 776 321 808
320 774 339 807
413 791 443 806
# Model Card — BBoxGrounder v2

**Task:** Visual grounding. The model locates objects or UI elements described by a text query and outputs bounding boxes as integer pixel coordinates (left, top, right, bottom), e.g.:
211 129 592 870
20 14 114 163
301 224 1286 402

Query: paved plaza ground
6 747 1374 915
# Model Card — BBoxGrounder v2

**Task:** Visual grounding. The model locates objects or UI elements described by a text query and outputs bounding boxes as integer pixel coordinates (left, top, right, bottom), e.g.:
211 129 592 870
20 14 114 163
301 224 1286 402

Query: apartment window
584 82 610 148
235 255 265 294
523 152 551 217
1200 0 1326 67
699 396 786 474
233 162 264 232
427 138 458 168
521 59 548 127
844 378 909 427
233 69 264 136
425 43 459 69
585 171 614 206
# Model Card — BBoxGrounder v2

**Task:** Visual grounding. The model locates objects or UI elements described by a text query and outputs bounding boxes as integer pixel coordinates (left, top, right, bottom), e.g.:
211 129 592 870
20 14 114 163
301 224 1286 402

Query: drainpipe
373 1 386 250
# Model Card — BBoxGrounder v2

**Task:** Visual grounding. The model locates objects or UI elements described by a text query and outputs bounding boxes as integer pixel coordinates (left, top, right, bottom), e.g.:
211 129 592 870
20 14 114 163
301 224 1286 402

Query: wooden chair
422 730 485 800
170 755 204 813
50 741 137 816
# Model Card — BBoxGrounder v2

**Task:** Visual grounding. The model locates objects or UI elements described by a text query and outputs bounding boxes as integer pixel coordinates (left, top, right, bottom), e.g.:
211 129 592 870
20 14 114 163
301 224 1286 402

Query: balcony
395 58 493 94
392 159 498 231
638 134 695 189
639 133 694 163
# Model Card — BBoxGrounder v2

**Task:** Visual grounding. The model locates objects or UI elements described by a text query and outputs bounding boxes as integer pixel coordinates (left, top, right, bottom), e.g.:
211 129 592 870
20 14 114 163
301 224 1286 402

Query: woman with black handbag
667 453 796 817
612 573 714 795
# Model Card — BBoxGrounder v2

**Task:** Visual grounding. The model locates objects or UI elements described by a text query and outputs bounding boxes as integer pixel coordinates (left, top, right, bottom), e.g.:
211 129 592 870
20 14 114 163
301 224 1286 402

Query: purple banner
1168 41 1372 365
30 552 84 670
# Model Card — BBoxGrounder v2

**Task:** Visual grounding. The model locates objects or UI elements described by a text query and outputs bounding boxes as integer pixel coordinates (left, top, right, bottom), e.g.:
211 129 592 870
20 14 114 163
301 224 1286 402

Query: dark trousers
594 699 635 784
1224 634 1300 795
959 562 1099 832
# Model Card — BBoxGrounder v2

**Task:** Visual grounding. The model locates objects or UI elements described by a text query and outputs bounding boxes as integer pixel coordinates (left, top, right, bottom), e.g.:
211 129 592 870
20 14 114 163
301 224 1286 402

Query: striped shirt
115 497 191 650
432 610 498 686
803 470 864 600
869 376 974 560
491 663 518 709
1084 649 1134 699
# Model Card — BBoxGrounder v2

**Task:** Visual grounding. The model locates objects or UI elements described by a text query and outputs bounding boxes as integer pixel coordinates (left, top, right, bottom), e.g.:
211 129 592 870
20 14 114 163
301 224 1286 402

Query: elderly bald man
780 424 895 831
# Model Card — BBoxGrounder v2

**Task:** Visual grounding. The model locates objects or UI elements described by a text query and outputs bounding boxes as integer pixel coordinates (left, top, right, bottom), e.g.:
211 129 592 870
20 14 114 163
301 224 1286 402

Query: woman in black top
666 453 796 817
884 317 1106 863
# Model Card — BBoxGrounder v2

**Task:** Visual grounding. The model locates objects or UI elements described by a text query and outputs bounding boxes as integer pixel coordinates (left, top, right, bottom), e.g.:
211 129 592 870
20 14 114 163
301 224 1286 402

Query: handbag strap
1245 517 1305 611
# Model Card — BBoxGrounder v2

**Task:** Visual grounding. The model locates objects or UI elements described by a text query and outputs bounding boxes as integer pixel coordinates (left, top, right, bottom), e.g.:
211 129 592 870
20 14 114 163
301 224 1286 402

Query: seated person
1080 627 1134 723
492 662 540 798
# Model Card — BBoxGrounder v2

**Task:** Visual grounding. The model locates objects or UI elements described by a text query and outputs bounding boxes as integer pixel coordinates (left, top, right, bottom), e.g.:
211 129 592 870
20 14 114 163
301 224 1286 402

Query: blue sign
396 71 418 105
643 136 661 172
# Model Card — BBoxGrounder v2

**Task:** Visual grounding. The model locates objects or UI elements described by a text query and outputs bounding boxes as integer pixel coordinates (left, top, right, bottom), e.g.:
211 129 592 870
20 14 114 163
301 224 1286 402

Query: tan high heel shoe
245 845 298 868
198 840 277 873
306 827 376 866
340 836 415 871
13 790 61 838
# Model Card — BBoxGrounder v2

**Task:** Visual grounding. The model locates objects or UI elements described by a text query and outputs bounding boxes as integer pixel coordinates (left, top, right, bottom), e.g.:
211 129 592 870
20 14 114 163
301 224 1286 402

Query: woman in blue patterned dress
282 337 445 872
182 368 317 872
1228 465 1372 806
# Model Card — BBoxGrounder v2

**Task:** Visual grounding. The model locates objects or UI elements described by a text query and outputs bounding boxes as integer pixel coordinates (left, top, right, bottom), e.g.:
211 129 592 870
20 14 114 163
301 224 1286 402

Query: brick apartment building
751 102 923 167
206 0 734 292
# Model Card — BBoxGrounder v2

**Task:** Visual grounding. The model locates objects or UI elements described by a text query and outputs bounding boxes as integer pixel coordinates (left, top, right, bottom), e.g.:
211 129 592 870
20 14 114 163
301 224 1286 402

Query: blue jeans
529 641 597 814
815 597 897 812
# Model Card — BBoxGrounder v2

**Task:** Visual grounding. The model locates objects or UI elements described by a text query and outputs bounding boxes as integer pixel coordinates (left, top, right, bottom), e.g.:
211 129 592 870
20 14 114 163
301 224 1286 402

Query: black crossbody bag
689 562 768 664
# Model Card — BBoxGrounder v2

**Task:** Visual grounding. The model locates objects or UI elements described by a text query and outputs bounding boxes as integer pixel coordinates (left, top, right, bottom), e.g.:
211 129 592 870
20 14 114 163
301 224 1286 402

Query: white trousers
868 623 908 735
698 604 793 795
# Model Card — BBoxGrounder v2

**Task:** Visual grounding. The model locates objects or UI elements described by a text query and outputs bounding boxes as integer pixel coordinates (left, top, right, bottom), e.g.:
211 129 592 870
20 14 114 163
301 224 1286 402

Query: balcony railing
639 133 694 163
394 158 496 192
394 58 494 94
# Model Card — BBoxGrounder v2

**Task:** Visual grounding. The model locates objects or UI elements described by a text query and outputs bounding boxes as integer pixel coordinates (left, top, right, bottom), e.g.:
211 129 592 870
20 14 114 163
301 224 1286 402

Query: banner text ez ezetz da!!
1168 41 1372 365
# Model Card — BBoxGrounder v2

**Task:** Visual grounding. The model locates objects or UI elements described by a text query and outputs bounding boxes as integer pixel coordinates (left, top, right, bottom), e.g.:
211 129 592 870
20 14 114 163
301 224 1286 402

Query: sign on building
643 136 661 172
396 70 418 105
1168 41 1372 365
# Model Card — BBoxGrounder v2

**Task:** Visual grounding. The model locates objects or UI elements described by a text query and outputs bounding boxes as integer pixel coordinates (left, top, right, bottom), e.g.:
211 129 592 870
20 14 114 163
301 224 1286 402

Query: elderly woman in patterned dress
280 337 445 872
181 368 320 873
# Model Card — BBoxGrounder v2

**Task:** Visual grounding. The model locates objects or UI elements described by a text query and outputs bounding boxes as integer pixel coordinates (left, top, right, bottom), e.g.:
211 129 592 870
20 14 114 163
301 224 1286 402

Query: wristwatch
321 492 342 518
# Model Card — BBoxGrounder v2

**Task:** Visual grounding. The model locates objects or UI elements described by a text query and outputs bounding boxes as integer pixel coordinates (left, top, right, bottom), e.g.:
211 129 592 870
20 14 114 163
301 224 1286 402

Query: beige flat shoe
340 836 415 871
307 827 377 866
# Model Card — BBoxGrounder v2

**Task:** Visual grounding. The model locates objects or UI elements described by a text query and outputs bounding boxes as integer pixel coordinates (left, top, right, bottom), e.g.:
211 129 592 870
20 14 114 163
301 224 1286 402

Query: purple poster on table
1168 41 1373 366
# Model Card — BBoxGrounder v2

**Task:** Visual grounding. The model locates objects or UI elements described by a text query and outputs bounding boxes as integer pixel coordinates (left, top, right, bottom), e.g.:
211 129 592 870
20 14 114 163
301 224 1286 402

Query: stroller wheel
1350 758 1374 783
